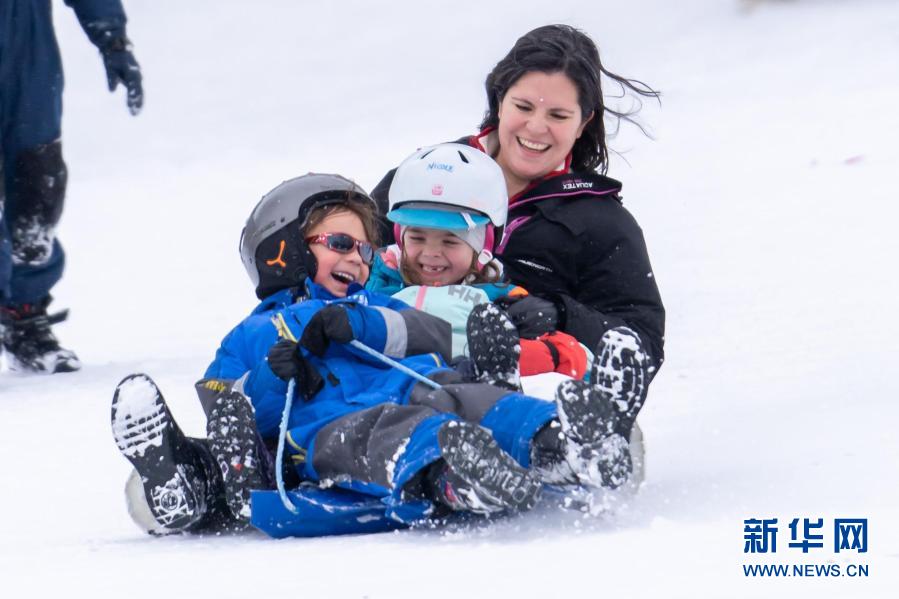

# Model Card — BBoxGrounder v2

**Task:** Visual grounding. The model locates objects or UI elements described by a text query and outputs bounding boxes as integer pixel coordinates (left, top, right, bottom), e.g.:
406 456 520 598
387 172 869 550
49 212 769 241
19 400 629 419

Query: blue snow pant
0 0 67 305
290 371 558 506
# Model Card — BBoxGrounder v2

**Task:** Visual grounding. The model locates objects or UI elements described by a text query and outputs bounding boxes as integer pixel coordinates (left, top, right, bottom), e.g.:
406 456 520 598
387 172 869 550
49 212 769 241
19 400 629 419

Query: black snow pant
310 372 514 493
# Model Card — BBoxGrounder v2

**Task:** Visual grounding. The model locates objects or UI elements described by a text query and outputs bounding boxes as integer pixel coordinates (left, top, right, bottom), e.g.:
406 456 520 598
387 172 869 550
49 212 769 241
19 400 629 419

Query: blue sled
250 486 432 539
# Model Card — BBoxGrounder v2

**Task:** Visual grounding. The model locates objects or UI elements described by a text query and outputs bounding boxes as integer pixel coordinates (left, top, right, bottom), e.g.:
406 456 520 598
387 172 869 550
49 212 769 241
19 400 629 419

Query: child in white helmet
111 172 646 537
367 143 590 386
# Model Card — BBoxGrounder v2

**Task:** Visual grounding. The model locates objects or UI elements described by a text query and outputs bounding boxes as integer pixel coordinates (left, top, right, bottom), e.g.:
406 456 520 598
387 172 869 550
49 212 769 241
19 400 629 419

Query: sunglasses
305 232 374 265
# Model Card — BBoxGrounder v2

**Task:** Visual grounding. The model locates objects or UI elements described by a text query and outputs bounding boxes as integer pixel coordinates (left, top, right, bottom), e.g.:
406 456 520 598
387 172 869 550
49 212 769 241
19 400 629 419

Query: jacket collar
469 127 573 202
305 279 371 303
251 287 299 315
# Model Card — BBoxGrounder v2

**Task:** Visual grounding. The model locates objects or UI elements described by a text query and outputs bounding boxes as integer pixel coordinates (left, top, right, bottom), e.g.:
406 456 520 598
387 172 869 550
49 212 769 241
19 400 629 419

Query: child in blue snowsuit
204 176 556 521
112 173 645 536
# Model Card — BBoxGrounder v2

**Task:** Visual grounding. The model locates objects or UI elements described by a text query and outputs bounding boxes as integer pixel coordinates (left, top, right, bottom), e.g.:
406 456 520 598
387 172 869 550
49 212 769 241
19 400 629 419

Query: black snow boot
529 420 580 486
1 297 80 373
466 303 521 392
542 327 649 489
552 378 632 489
425 421 541 515
112 374 214 534
205 388 267 524
590 326 650 437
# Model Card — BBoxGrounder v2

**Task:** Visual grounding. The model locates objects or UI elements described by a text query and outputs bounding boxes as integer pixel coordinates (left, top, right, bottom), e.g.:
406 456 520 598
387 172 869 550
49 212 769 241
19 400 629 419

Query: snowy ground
2 0 898 597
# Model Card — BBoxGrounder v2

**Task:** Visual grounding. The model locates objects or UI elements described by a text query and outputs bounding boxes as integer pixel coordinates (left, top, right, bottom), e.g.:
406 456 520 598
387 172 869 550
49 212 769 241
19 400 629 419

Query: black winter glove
300 304 355 357
99 36 143 115
266 339 324 398
495 295 559 339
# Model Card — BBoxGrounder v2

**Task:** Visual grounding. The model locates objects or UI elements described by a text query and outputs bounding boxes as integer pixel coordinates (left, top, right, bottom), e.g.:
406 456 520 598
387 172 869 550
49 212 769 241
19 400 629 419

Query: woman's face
494 71 592 194
307 210 371 297
402 227 475 287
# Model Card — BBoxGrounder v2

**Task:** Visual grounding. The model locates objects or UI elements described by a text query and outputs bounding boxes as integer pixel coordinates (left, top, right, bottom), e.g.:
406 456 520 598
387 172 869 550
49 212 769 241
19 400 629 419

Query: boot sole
111 374 201 532
555 379 633 489
466 304 521 391
206 391 265 523
555 378 618 444
591 327 648 430
438 421 541 513
3 349 81 374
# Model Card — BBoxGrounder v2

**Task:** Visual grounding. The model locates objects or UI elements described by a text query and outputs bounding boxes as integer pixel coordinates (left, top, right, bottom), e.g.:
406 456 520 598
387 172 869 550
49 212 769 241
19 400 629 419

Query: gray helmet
239 173 374 299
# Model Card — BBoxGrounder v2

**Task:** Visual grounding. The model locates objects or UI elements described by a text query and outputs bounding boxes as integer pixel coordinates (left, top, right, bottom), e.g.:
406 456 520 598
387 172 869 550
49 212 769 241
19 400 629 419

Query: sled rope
276 378 300 514
272 312 301 514
348 340 441 390
270 314 440 515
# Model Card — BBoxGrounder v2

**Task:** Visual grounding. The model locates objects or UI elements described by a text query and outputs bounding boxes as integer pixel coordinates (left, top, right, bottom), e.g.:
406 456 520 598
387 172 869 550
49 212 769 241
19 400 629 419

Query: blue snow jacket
204 282 558 537
205 280 453 460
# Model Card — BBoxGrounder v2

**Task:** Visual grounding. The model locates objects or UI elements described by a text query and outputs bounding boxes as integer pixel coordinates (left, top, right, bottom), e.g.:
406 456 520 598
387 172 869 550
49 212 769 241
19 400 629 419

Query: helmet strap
300 240 318 283
476 249 494 271
484 225 495 254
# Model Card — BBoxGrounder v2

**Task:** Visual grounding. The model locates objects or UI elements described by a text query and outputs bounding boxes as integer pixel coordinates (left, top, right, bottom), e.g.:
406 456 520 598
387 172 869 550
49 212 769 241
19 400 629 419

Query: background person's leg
0 0 77 373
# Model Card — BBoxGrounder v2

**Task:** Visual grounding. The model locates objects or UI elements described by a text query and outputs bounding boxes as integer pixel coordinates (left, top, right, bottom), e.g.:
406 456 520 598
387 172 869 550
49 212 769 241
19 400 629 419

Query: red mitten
519 338 557 376
538 331 588 379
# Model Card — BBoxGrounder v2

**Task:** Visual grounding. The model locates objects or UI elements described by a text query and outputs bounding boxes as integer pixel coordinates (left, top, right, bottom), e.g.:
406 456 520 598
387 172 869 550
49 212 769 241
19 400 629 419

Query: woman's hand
495 295 559 338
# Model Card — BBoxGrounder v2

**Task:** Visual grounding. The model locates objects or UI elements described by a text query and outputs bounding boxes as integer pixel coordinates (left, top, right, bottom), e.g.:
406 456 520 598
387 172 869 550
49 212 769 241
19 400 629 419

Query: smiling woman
494 71 591 197
372 24 666 434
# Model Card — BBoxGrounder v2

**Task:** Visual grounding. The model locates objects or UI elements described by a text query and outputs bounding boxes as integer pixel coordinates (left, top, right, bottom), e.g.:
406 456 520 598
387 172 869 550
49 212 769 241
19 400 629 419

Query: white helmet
387 143 508 231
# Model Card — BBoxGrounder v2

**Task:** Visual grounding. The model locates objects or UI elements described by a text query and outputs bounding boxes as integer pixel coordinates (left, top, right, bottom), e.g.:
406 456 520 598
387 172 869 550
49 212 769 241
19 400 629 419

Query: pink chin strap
395 223 496 272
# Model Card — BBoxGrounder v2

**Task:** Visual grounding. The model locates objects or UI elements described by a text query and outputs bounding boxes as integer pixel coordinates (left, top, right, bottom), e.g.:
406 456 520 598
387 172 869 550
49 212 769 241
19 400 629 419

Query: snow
2 0 898 597
110 375 164 458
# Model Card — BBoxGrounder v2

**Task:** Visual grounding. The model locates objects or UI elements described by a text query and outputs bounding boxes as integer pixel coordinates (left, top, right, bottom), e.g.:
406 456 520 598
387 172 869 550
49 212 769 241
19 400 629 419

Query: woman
372 24 665 434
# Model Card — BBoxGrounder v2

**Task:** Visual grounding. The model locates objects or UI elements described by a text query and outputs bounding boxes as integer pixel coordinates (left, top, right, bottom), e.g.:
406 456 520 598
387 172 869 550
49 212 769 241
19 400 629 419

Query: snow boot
205 388 266 524
112 374 212 533
535 328 649 490
591 326 649 437
0 297 80 373
529 420 581 485
466 303 521 392
552 378 632 489
427 421 541 515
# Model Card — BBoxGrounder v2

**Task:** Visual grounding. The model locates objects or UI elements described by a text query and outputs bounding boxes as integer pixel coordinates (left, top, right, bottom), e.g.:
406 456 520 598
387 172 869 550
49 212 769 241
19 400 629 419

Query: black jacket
370 141 665 375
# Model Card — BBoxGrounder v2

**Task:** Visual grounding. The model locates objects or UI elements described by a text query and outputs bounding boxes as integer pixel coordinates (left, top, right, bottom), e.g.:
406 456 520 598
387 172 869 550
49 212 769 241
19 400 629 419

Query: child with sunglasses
112 173 645 536
112 173 525 533
367 143 591 387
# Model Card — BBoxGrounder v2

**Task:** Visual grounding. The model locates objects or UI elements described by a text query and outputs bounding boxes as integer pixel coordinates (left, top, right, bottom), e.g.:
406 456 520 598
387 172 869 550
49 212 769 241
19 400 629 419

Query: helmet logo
431 184 444 196
427 162 453 173
265 239 288 268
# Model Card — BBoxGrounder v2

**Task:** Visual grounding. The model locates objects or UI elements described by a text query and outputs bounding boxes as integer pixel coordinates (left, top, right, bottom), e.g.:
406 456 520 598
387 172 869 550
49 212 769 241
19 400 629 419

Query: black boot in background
1 296 80 373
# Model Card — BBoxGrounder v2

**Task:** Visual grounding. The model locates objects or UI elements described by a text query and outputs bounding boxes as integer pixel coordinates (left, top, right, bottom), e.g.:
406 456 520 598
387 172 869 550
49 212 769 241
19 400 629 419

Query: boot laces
1 303 69 358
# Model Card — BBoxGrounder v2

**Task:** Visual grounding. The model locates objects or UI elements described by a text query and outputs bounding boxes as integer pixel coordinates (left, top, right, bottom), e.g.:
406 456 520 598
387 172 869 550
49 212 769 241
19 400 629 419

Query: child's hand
300 305 355 356
268 339 302 380
267 339 324 397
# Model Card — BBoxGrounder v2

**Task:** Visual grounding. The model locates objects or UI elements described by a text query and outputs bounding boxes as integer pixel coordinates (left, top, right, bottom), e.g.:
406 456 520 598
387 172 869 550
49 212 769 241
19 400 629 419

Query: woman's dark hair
479 24 659 174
